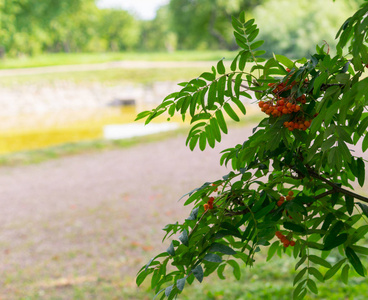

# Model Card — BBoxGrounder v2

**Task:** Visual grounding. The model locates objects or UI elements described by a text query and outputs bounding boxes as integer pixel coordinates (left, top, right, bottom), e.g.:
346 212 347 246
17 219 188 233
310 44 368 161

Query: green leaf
217 59 226 75
250 40 264 50
295 255 307 270
324 259 347 280
199 132 207 151
338 141 352 163
176 277 186 291
308 267 324 282
189 135 199 151
357 158 365 187
283 222 306 233
357 202 368 218
192 265 204 283
293 280 307 300
341 264 350 284
275 54 294 69
165 285 173 297
267 241 279 261
307 279 318 294
223 103 240 121
231 97 246 115
308 255 332 268
293 267 307 286
179 229 189 246
210 243 237 255
323 233 348 251
227 259 241 280
345 247 366 276
200 72 215 81
204 253 222 263
135 110 152 121
247 28 259 43
208 80 217 109
215 110 228 134
346 195 354 215
167 241 175 256
136 268 153 286
210 118 222 142
363 134 368 152
350 245 368 256
324 220 344 249
217 264 226 280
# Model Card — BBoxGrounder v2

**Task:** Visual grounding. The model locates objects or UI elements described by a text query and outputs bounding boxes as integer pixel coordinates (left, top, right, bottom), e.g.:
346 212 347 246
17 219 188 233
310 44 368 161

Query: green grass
0 127 188 166
18 255 368 300
0 67 210 86
0 114 264 167
0 50 238 69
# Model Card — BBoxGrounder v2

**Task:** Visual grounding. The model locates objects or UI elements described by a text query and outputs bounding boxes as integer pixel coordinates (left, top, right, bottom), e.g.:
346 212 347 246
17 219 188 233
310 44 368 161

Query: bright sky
96 0 170 20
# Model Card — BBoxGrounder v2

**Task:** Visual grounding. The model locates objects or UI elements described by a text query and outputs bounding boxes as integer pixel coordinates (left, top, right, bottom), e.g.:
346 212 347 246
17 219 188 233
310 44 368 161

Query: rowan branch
308 169 368 204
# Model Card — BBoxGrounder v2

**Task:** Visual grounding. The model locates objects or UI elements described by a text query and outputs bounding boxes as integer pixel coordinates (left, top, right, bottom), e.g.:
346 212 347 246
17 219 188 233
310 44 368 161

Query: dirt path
0 124 367 299
0 125 254 299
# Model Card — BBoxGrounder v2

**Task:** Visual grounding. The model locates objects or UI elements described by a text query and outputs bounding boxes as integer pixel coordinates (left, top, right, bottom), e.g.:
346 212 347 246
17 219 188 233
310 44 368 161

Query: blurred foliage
253 0 361 58
166 0 261 50
0 0 365 58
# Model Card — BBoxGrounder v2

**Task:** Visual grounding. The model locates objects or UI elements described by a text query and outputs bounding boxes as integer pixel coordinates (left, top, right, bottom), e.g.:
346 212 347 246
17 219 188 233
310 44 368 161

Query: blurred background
0 0 367 299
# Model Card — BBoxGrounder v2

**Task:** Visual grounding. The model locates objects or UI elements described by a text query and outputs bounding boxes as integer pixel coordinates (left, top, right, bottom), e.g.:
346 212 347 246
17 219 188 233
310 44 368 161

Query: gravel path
0 125 254 299
0 123 366 299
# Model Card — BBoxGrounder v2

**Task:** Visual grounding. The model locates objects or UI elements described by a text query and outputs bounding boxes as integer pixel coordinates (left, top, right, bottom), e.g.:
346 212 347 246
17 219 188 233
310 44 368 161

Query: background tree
254 0 361 58
167 0 261 50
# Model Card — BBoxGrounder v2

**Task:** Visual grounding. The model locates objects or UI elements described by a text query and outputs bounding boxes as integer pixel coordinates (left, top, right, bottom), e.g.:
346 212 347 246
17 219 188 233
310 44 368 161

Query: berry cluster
258 98 302 118
258 68 316 131
275 231 296 248
283 119 311 131
277 191 294 207
204 197 214 211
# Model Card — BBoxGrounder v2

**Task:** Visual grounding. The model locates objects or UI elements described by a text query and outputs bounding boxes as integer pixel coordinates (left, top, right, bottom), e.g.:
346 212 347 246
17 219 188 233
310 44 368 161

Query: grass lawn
0 50 238 69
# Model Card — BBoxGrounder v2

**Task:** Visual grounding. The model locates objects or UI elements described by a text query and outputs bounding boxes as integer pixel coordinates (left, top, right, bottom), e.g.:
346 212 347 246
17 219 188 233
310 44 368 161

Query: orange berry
290 240 296 246
281 236 288 243
278 99 285 106
279 196 285 201
208 203 214 209
286 102 292 108
258 101 265 108
208 197 214 204
277 200 284 207
275 231 283 238
286 68 291 72
263 104 269 110
288 126 294 131
304 121 311 128
286 195 292 201
283 122 289 127
295 105 301 112
299 124 305 130
204 204 209 210
277 106 283 112
288 191 294 196
268 83 276 87
294 123 299 129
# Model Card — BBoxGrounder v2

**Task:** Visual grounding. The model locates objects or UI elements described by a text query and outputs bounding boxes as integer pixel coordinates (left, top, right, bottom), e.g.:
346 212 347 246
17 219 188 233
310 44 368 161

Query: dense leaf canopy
136 1 368 299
